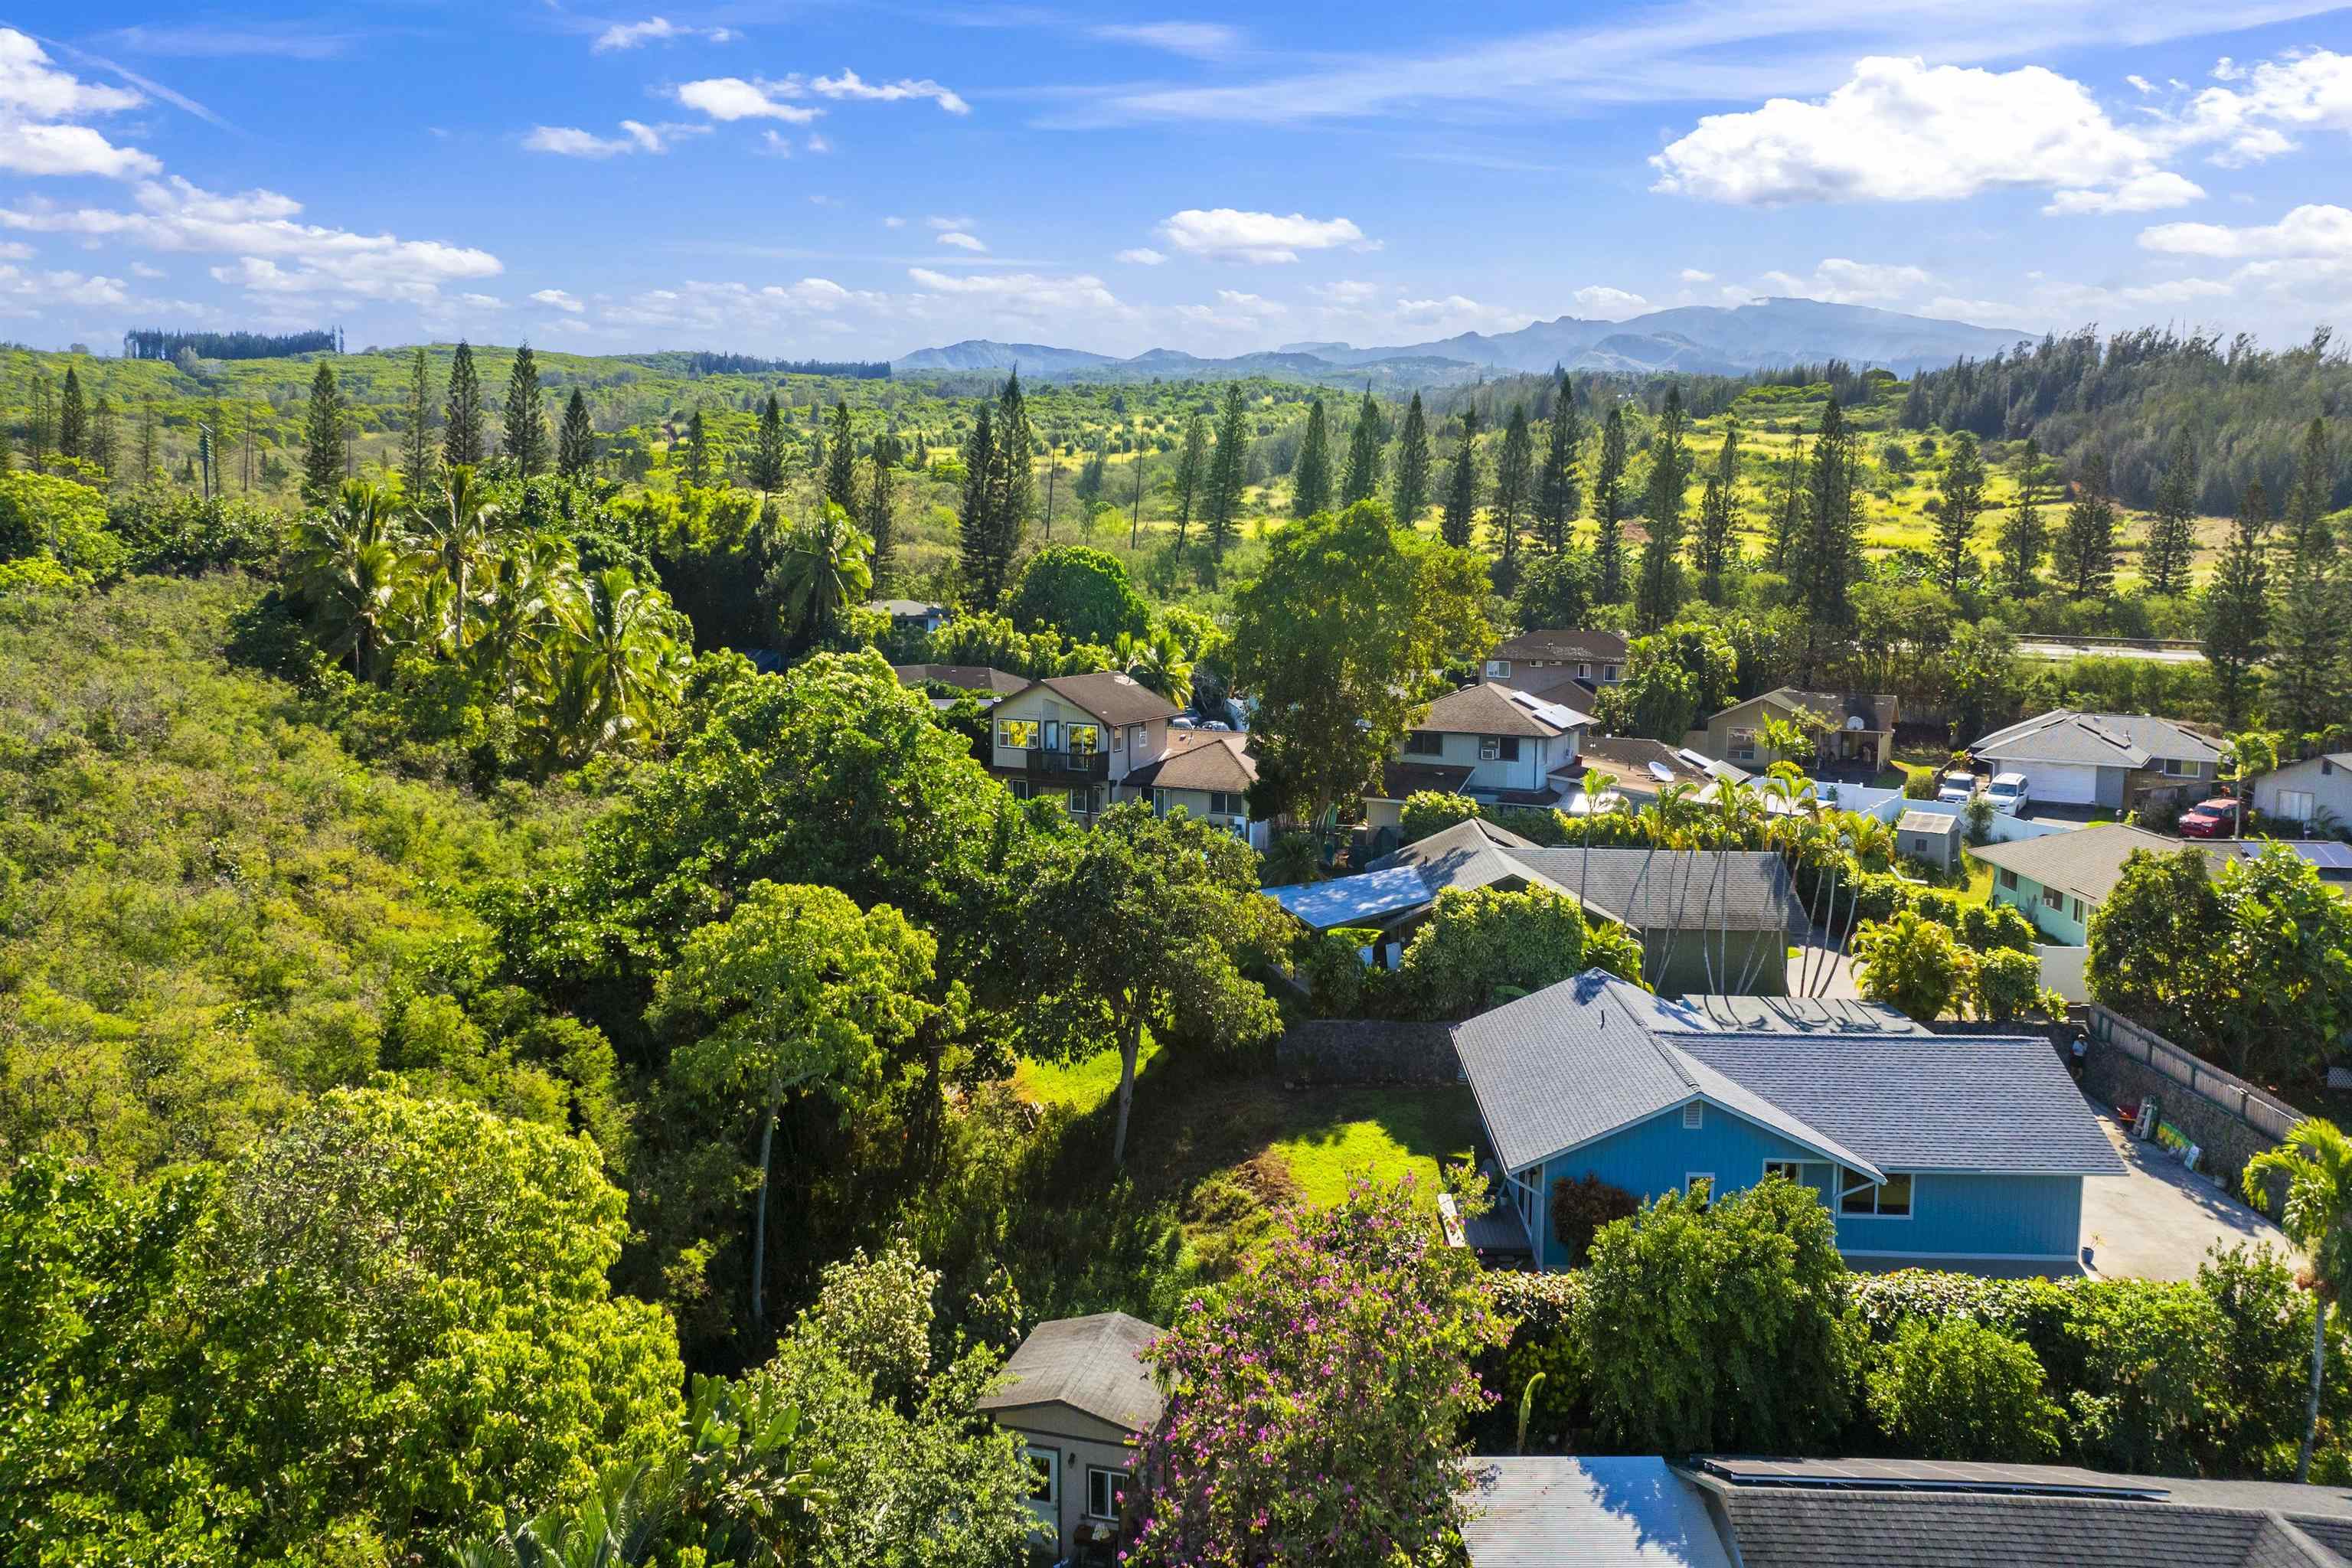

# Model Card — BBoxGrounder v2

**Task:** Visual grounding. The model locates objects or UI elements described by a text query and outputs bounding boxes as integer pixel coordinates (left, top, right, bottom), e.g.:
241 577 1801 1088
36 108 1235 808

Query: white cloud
0 175 502 305
129 260 164 276
1116 247 1165 265
926 214 975 230
2138 203 2352 259
592 17 737 52
1570 284 1648 318
1678 267 1714 283
1155 207 1367 263
1651 57 2163 207
524 125 632 158
1090 22 1240 60
0 263 127 313
1389 293 1536 334
1811 257 1931 301
906 266 1125 318
883 215 906 228
1310 278 1379 306
531 287 586 312
2127 74 2157 94
2175 48 2352 166
810 70 970 115
0 29 161 178
805 132 831 152
601 276 891 333
756 129 792 157
2043 170 2205 214
1215 288 1283 312
675 77 823 123
936 230 988 252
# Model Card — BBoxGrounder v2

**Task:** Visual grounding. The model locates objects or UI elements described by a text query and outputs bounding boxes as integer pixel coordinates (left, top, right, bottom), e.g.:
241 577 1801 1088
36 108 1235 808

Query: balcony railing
1027 746 1109 782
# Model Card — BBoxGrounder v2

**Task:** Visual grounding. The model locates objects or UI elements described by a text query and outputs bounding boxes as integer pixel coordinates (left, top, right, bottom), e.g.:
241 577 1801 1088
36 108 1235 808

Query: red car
2177 798 2243 838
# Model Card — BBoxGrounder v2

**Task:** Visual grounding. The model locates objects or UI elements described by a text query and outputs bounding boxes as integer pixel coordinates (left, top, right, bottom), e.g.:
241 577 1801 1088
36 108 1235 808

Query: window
1686 1174 1713 1200
1068 723 1100 753
1840 1170 1912 1217
1998 868 2019 890
1025 1447 1058 1504
1112 726 1124 751
2162 757 2201 777
1681 1103 1704 1129
1480 736 1521 763
1602 664 1620 682
1577 662 1592 679
1010 779 1031 801
2041 885 2063 911
2070 897 2086 923
1729 727 1757 762
1403 730 1445 756
1208 790 1243 815
1129 725 1145 753
1085 1466 1126 1521
1487 659 1512 678
2282 789 2316 822
998 719 1039 750
1043 719 1061 751
1152 788 1168 813
1762 1160 1799 1183
1764 1160 1836 1197
1068 788 1089 815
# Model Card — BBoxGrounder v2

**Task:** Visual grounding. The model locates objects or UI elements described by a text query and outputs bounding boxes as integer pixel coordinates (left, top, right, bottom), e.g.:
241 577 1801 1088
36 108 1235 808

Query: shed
977 1312 1164 1560
1896 808 1962 869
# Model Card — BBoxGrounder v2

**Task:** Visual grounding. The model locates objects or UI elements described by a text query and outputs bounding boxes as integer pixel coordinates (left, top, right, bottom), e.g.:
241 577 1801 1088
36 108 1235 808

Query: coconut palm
414 463 503 654
291 479 408 681
1116 626 1193 702
472 532 581 704
548 566 689 760
765 501 872 652
2243 1117 2352 1481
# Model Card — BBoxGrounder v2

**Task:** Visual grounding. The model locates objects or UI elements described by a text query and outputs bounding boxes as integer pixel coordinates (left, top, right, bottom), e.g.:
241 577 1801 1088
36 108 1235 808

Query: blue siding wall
1531 1104 2086 1270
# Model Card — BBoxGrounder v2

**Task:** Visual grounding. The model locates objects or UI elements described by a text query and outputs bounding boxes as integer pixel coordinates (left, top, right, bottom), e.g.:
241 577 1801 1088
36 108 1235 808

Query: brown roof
1491 628 1629 664
1514 667 1603 707
1579 736 1718 788
1371 760 1476 802
1016 670 1182 727
1720 687 1898 733
1125 730 1256 794
893 663 1029 696
1420 681 1586 738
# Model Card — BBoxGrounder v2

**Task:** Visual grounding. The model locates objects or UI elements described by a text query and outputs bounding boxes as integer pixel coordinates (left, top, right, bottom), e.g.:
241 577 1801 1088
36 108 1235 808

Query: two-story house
1364 681 1590 828
1482 629 1628 705
1705 688 1897 773
989 671 1181 822
1122 729 1268 848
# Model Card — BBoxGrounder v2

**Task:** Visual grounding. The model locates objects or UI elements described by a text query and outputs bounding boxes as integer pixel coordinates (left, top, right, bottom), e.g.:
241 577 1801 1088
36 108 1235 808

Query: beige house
978 1312 1164 1564
1122 730 1268 848
1364 681 1591 829
1703 688 1898 773
1481 628 1629 700
989 671 1181 823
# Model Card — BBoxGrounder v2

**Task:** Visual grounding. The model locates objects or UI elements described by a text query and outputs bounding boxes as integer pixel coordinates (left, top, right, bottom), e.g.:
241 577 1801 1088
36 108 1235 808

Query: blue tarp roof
1262 865 1432 930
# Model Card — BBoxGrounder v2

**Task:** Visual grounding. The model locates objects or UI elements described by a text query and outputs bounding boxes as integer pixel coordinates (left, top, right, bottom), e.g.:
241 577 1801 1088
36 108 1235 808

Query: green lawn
1014 1037 1161 1113
1267 1087 1486 1207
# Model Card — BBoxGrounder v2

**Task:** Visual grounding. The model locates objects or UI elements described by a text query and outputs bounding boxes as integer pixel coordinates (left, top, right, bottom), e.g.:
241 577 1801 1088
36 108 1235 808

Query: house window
1487 659 1512 678
1010 779 1031 801
1764 1160 1836 1197
1208 790 1243 815
1577 662 1592 679
1998 868 2019 890
2282 789 2316 821
1403 730 1445 756
2162 757 2201 777
1686 1174 1713 1200
1840 1171 1913 1217
1085 1466 1126 1521
2070 897 2086 923
1068 788 1089 815
1068 724 1100 753
1152 788 1168 813
1129 725 1145 752
1762 1160 1799 1183
1480 736 1521 763
1112 726 1124 751
1681 1103 1704 1129
2042 885 2063 911
1602 664 1620 682
998 719 1039 750
1025 1447 1058 1504
1729 727 1757 762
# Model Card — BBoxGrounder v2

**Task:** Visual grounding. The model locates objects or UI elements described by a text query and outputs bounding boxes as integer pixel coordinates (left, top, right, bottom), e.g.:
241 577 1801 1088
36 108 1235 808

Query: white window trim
1488 659 1512 678
1024 1446 1060 1506
1838 1168 1914 1219
1480 736 1503 762
1685 1173 1714 1198
1084 1465 1127 1522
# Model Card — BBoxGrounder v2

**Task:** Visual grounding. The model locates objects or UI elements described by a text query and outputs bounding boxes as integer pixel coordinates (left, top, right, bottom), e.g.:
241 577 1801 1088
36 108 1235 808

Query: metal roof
1462 1458 1735 1568
975 1312 1165 1432
1263 865 1437 930
1896 809 1961 837
2234 839 2352 873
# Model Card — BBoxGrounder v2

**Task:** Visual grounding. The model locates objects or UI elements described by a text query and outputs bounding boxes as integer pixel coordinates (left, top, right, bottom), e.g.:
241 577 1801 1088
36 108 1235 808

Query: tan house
1703 688 1897 773
1481 629 1628 700
1364 681 1591 829
990 671 1181 822
1122 730 1268 848
978 1312 1164 1564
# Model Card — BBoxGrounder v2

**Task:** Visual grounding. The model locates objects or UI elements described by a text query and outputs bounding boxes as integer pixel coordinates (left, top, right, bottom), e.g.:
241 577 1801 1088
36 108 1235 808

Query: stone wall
1276 1018 1459 1085
2079 1020 2286 1197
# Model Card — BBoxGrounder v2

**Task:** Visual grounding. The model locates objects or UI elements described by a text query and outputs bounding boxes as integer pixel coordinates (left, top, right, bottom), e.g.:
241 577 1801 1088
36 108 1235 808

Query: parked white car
1936 771 1976 804
1985 772 2031 815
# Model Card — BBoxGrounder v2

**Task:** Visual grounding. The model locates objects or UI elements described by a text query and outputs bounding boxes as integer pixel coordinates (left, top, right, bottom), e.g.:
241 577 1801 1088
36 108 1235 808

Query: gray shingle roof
1967 822 2229 903
975 1312 1165 1432
1421 681 1589 737
1724 687 1897 732
893 663 1029 695
1122 730 1256 794
1450 972 2121 1180
1970 709 2225 769
1897 809 1961 837
1509 848 1805 935
1489 628 1630 664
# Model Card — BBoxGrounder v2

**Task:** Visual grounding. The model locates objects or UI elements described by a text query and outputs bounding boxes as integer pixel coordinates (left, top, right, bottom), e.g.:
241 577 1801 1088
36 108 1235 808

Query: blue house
1452 972 2124 1274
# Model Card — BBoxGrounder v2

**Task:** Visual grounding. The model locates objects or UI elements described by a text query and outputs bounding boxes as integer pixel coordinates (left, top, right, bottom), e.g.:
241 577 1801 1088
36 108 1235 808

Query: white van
1985 772 2031 815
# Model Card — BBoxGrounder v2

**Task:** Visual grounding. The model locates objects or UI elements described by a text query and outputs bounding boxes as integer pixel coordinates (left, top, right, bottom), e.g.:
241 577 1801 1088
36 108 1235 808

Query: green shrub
1971 948 2046 1022
1960 900 2037 953
1399 791 1482 844
1867 1318 2062 1461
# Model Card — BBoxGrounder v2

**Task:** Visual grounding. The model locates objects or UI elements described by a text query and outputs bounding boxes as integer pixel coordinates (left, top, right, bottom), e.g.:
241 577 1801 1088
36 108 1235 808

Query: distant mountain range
892 298 2034 385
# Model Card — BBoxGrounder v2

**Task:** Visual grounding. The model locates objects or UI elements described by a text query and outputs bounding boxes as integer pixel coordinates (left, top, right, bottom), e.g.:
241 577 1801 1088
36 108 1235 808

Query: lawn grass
1266 1086 1486 1207
1014 1037 1161 1113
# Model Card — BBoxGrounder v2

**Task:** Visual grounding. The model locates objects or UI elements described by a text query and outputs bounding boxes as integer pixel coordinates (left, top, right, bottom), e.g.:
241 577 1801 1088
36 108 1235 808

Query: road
2014 639 2208 665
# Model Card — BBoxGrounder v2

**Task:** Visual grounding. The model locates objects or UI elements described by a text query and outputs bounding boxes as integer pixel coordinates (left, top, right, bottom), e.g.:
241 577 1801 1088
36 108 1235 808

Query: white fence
2037 944 2089 1004
1855 792 2080 846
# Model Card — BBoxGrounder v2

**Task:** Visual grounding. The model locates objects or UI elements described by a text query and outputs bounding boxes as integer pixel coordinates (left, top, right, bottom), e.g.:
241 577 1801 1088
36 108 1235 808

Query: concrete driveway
2079 1112 2297 1282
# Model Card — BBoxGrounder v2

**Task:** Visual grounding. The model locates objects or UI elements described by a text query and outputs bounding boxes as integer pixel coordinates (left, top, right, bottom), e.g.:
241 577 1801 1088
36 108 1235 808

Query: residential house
1383 681 1591 808
1266 817 1807 995
1466 1455 2352 1568
891 663 1028 707
1704 688 1898 773
1481 629 1629 701
2252 751 2352 835
1453 970 2122 1274
1576 736 1747 812
976 1312 1161 1563
869 597 952 634
1969 823 2230 946
1895 808 1962 871
1122 730 1268 848
1968 709 2226 809
989 671 1180 822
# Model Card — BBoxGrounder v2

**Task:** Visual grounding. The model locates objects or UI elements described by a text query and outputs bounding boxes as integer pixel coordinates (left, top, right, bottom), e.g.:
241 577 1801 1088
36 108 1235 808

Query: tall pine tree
2269 417 2347 737
401 346 436 498
823 400 859 514
87 396 115 481
1202 382 1250 562
1691 423 1740 606
1788 396 1860 682
1998 438 2050 596
2142 429 2198 597
557 388 596 479
442 340 485 470
57 367 86 460
1931 430 1988 593
750 393 786 494
2053 452 2118 600
501 344 548 477
1340 390 1383 508
988 371 1035 569
1391 391 1432 526
1633 387 1691 632
1490 403 1534 590
864 449 897 592
957 400 1005 602
1537 372 1582 554
1439 408 1480 550
1765 440 1804 570
681 408 710 488
1292 398 1333 518
1170 408 1210 562
1592 404 1628 604
2203 479 2272 730
300 361 345 507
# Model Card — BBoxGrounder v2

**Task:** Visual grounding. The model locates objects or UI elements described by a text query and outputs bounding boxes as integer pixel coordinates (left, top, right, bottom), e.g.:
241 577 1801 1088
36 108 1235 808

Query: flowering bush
1129 1174 1509 1566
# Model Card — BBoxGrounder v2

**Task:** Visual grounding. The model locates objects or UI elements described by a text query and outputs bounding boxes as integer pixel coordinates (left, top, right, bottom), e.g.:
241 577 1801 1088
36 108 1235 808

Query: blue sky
0 2 2348 358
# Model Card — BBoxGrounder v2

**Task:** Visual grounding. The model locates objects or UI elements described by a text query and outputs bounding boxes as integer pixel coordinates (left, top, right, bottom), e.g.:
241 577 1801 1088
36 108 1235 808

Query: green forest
2 318 2350 1565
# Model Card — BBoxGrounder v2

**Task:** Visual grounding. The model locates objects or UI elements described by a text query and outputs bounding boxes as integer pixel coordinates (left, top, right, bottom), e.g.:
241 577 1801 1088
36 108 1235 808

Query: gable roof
1370 760 1478 802
975 1312 1165 1432
892 663 1029 696
1355 828 1804 936
1263 864 1439 930
1124 730 1256 795
1578 737 1744 792
870 598 949 618
1419 681 1590 738
1720 687 1898 733
1452 971 2121 1181
1970 710 2226 769
1007 670 1181 727
1896 809 1960 838
2269 752 2352 782
1489 628 1631 665
1968 822 2229 903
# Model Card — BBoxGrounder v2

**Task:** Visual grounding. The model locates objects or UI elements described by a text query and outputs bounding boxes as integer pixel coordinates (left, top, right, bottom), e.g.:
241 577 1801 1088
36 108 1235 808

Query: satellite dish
1648 761 1676 782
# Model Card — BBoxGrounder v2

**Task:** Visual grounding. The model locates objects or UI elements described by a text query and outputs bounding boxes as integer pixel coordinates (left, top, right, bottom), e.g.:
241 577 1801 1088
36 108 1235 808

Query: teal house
1452 972 2122 1275
1968 824 2228 947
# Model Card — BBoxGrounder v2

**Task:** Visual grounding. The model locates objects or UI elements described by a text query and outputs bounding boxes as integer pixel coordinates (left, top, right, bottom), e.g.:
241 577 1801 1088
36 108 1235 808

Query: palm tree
1116 626 1192 702
292 479 408 681
2243 1117 2352 1481
766 501 873 652
554 567 688 759
414 463 502 653
472 532 580 704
